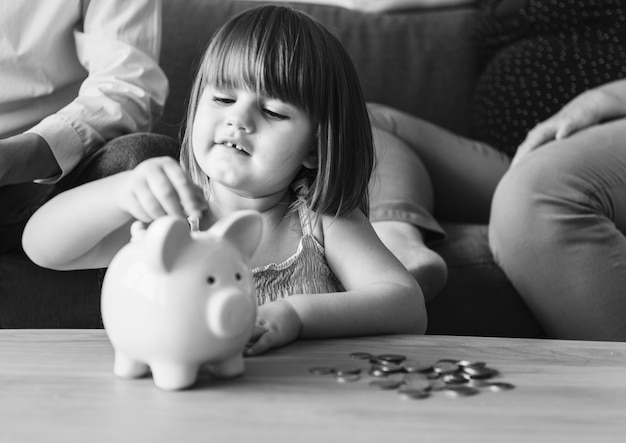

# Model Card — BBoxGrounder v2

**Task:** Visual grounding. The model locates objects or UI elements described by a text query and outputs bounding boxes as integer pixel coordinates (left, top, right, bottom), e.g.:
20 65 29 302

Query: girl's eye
213 96 234 105
263 109 288 120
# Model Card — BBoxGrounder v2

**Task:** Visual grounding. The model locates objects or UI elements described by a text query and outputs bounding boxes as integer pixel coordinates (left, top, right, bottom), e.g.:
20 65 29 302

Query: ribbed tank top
252 203 344 305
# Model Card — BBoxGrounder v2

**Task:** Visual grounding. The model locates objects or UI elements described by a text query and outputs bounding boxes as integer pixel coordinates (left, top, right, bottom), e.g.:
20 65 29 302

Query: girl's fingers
161 162 208 217
127 198 153 223
248 324 268 344
245 330 274 356
146 167 187 217
131 180 169 221
123 157 208 221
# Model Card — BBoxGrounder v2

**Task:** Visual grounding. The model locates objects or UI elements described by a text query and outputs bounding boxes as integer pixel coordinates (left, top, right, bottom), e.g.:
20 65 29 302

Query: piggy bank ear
210 210 263 260
143 216 192 273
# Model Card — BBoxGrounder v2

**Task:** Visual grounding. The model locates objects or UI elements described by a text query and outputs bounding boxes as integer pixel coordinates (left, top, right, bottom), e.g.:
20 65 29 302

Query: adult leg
490 120 626 341
369 103 510 222
370 126 447 299
368 104 510 299
55 133 180 192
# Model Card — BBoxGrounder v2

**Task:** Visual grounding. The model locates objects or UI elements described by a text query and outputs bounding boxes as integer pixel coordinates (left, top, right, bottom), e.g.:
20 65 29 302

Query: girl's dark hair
180 5 373 216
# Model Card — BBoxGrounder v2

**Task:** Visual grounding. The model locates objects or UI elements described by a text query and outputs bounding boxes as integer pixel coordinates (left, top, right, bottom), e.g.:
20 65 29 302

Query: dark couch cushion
0 253 103 328
156 0 480 140
429 223 544 337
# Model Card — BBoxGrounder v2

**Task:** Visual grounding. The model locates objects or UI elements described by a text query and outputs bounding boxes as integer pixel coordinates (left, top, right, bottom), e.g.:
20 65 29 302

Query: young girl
22 5 426 354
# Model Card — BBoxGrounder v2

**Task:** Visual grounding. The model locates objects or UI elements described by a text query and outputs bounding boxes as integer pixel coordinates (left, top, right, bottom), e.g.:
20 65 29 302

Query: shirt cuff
27 116 85 184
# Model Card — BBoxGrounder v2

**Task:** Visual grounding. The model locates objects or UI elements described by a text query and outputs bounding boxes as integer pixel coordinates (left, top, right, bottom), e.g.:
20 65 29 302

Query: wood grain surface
1 330 625 443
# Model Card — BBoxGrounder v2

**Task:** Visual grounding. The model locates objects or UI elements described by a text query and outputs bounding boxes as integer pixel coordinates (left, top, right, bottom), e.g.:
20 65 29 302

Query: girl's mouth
223 141 249 155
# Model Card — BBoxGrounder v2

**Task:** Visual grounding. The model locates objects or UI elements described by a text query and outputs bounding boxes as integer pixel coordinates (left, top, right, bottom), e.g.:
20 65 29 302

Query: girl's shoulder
292 179 369 244
316 208 370 242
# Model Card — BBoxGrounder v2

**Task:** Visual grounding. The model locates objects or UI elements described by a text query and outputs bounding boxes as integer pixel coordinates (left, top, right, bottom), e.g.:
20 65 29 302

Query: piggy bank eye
235 273 242 281
206 276 216 285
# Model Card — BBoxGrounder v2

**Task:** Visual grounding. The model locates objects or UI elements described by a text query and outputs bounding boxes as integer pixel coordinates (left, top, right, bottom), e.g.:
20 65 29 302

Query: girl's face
192 86 315 199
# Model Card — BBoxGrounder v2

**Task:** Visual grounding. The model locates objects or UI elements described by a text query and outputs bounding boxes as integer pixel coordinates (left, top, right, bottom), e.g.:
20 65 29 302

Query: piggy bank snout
207 289 256 338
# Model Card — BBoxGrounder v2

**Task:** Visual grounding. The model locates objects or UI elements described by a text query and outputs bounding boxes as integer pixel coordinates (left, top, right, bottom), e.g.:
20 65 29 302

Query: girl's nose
225 108 253 132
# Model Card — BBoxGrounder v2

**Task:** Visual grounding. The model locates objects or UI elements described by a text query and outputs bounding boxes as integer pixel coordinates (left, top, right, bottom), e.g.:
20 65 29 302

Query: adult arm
24 0 168 183
513 79 626 167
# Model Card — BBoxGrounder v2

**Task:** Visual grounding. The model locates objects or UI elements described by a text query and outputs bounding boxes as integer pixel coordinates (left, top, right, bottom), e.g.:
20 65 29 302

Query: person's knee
367 103 404 133
100 133 180 167
73 133 180 185
489 150 564 263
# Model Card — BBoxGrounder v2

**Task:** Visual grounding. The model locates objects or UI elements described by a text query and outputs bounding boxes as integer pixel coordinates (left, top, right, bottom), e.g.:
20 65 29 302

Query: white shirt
0 0 169 182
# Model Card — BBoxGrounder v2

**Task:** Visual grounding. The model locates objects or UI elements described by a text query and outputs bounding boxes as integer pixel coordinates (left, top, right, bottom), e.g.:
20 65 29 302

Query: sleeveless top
471 0 626 156
252 202 344 306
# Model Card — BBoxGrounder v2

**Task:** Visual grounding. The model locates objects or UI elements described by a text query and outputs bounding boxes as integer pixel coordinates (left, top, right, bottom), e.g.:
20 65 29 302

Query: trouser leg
53 132 180 193
368 103 509 224
370 126 445 238
489 120 626 340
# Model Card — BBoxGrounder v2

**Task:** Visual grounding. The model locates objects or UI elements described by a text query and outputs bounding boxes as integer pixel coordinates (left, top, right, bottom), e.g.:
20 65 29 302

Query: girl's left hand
245 300 303 356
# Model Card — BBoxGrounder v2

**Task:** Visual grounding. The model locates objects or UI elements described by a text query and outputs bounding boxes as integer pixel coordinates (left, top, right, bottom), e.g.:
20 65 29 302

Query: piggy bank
101 210 262 390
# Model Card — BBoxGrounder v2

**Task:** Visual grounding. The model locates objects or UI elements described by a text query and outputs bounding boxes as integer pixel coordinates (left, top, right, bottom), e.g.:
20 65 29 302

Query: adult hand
245 300 303 356
0 133 61 186
512 86 626 168
116 156 208 223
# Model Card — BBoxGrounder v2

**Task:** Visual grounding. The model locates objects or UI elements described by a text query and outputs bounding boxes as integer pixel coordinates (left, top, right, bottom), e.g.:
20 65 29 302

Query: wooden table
1 330 625 443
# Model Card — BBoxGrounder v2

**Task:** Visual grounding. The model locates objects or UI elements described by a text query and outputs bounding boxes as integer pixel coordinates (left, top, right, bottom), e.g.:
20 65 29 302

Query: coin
371 363 404 374
335 374 361 383
403 374 432 391
369 379 404 390
458 360 486 368
398 387 430 400
334 365 363 376
429 379 447 391
308 366 335 375
369 367 388 377
432 361 459 375
487 382 515 392
426 371 441 380
349 352 374 360
442 372 468 385
402 359 433 374
465 379 491 388
436 358 460 365
443 386 480 398
377 354 407 364
462 366 499 379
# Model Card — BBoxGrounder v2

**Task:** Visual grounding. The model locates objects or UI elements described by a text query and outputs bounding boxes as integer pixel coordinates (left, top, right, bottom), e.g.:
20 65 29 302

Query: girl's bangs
201 20 313 112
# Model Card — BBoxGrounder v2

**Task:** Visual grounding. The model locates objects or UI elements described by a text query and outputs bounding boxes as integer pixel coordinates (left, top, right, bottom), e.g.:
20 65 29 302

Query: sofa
0 0 544 338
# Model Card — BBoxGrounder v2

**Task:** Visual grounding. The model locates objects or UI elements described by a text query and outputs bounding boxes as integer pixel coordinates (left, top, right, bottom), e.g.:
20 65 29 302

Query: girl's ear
302 147 318 169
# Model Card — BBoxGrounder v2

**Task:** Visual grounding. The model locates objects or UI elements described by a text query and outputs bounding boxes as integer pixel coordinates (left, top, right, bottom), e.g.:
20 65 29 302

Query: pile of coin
309 352 515 400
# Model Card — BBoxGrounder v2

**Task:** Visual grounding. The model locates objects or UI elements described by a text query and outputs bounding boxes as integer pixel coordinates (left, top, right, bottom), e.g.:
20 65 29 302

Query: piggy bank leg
205 354 244 378
150 362 199 391
114 352 149 379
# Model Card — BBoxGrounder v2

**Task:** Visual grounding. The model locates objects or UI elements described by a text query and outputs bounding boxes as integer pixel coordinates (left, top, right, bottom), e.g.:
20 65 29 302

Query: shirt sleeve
27 0 169 183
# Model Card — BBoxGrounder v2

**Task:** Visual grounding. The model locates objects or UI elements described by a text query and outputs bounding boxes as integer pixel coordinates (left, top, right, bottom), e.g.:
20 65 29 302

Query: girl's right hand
117 156 208 223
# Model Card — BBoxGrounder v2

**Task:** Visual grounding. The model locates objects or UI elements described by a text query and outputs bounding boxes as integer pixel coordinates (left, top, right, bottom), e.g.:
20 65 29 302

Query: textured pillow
470 0 626 156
